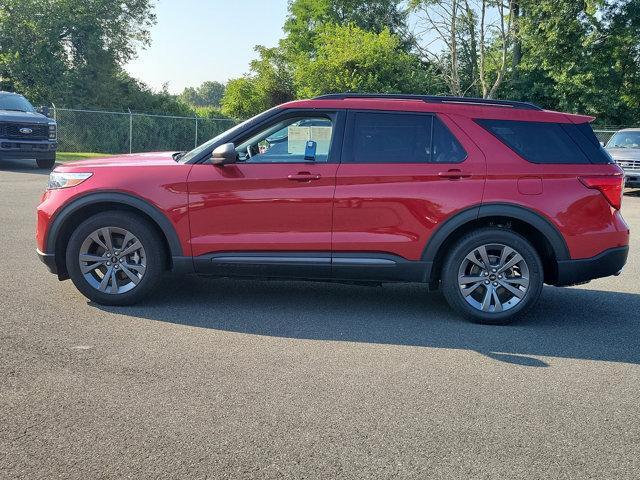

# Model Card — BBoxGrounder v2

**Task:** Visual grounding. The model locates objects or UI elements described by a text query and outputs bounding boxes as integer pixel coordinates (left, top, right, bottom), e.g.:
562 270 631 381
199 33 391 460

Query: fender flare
422 203 570 263
45 191 184 257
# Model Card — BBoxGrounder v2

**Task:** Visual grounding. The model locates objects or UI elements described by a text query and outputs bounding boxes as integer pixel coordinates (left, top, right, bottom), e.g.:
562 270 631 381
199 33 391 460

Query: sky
125 0 289 94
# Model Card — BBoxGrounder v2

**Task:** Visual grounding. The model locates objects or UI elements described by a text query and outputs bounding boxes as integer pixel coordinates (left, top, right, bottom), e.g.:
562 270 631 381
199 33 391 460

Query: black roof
314 93 542 111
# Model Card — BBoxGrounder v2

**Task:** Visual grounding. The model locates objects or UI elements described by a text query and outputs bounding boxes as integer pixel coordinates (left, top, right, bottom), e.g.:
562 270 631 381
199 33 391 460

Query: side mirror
37 106 50 117
211 143 238 166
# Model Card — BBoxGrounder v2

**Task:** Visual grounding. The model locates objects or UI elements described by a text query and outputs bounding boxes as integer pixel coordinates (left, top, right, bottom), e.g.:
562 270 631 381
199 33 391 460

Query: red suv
36 94 630 324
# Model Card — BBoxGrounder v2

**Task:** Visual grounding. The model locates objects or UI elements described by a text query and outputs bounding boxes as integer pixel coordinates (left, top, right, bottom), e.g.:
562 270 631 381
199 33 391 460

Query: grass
56 152 112 162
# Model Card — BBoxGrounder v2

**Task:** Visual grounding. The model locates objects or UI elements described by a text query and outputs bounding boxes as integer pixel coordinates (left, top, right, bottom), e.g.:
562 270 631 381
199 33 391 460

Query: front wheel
65 212 164 305
36 154 55 170
441 228 543 325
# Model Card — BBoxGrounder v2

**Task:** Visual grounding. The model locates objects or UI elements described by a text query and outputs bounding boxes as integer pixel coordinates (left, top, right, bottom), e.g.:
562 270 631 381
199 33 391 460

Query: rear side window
346 112 466 164
432 116 467 163
477 119 612 164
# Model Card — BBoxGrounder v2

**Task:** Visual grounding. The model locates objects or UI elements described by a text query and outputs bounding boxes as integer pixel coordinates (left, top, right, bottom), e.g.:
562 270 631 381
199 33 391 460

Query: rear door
332 110 486 277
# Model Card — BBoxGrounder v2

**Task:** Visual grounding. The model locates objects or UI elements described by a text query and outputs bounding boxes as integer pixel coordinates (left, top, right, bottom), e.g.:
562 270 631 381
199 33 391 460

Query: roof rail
313 93 543 111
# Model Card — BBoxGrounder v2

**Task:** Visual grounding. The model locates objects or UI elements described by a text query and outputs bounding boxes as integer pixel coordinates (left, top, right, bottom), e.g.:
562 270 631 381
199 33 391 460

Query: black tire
441 228 543 325
36 154 55 170
65 211 164 306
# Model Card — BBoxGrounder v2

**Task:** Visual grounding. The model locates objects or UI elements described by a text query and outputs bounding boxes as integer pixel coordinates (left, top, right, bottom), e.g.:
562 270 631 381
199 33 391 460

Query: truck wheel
65 212 165 306
36 155 55 170
441 228 544 325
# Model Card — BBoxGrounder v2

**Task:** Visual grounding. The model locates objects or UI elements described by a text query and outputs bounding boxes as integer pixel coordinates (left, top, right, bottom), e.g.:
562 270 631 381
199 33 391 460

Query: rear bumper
554 246 629 286
37 248 58 275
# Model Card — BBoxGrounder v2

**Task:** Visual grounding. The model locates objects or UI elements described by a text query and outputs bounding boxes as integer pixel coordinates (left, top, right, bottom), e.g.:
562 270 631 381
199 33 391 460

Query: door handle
287 172 322 182
438 169 472 180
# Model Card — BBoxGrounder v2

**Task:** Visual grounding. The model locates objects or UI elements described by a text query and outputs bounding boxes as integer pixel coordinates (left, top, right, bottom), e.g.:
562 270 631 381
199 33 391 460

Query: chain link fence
50 106 634 154
593 127 639 145
52 107 236 154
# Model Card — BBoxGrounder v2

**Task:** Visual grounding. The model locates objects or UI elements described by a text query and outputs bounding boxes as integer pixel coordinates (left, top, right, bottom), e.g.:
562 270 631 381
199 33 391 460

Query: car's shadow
95 276 640 367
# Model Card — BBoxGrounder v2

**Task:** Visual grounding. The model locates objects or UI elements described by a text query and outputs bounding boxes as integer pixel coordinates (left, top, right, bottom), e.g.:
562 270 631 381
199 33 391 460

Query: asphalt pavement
1 159 639 479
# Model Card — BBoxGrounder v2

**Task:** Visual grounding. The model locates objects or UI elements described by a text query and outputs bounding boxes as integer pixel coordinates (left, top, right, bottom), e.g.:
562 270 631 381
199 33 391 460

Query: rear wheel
65 212 164 305
441 228 543 324
36 154 55 170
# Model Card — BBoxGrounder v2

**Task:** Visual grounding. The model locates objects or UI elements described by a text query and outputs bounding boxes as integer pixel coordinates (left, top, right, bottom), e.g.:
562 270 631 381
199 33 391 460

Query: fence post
51 103 57 121
128 108 133 154
194 117 198 148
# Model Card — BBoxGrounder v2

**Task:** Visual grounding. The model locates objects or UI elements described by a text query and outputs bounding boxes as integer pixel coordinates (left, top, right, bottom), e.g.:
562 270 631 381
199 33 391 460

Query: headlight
47 172 92 190
48 123 57 140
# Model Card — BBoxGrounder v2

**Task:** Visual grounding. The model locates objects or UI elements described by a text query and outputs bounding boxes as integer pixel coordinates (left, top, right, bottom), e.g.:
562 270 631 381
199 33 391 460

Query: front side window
178 106 281 164
235 116 334 163
346 112 466 164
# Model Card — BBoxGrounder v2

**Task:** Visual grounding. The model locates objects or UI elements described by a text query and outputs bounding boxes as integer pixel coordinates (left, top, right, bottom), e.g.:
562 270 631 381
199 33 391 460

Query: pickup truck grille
616 159 640 171
0 123 49 140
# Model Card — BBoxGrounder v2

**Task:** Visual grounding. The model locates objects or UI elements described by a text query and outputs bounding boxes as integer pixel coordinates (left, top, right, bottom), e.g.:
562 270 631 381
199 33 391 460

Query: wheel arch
424 203 570 285
46 192 183 279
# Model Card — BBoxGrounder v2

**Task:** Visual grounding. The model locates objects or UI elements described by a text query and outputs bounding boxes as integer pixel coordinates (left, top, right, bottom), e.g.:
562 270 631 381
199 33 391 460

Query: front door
187 110 344 278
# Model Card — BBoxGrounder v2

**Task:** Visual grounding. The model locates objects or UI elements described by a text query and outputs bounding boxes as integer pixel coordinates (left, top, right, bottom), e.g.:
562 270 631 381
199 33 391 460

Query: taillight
579 176 624 210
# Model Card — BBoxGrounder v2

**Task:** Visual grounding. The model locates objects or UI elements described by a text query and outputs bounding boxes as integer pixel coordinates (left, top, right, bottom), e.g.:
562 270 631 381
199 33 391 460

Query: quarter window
477 119 612 164
432 115 467 163
346 112 466 163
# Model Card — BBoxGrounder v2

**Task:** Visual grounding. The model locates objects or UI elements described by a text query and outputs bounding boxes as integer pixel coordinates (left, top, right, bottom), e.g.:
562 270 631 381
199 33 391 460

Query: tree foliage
294 24 442 98
221 0 438 118
0 0 157 108
179 81 226 108
410 0 518 98
511 0 640 124
0 0 199 116
221 46 295 119
283 0 410 55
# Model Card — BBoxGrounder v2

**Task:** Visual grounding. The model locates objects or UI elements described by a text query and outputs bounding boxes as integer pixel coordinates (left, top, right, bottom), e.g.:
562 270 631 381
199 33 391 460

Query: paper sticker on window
288 126 332 155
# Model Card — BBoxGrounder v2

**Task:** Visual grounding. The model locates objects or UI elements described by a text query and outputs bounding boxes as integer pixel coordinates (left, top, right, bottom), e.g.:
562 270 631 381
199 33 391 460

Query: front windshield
0 94 36 113
607 131 640 149
178 106 281 163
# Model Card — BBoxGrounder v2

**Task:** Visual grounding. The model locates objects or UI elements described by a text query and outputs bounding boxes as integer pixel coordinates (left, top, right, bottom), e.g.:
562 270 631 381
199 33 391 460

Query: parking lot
1 159 639 479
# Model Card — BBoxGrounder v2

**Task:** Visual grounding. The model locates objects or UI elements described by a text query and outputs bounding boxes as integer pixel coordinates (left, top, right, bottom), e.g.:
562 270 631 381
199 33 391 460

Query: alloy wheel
457 243 530 313
78 226 147 294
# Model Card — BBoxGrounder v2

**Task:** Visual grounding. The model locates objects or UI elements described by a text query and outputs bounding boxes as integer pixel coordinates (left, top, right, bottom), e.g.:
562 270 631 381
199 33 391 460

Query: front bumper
0 140 57 159
623 171 640 187
37 248 58 275
555 246 629 286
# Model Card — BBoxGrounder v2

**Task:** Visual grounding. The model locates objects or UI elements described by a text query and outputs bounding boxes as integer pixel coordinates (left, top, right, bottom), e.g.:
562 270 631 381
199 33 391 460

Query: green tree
409 0 518 98
179 81 226 108
283 0 410 55
221 46 295 119
511 0 640 123
0 0 156 107
294 24 442 98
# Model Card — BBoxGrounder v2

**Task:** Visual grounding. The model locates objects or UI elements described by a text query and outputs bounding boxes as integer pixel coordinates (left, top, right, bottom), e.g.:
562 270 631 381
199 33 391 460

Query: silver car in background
606 128 640 188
